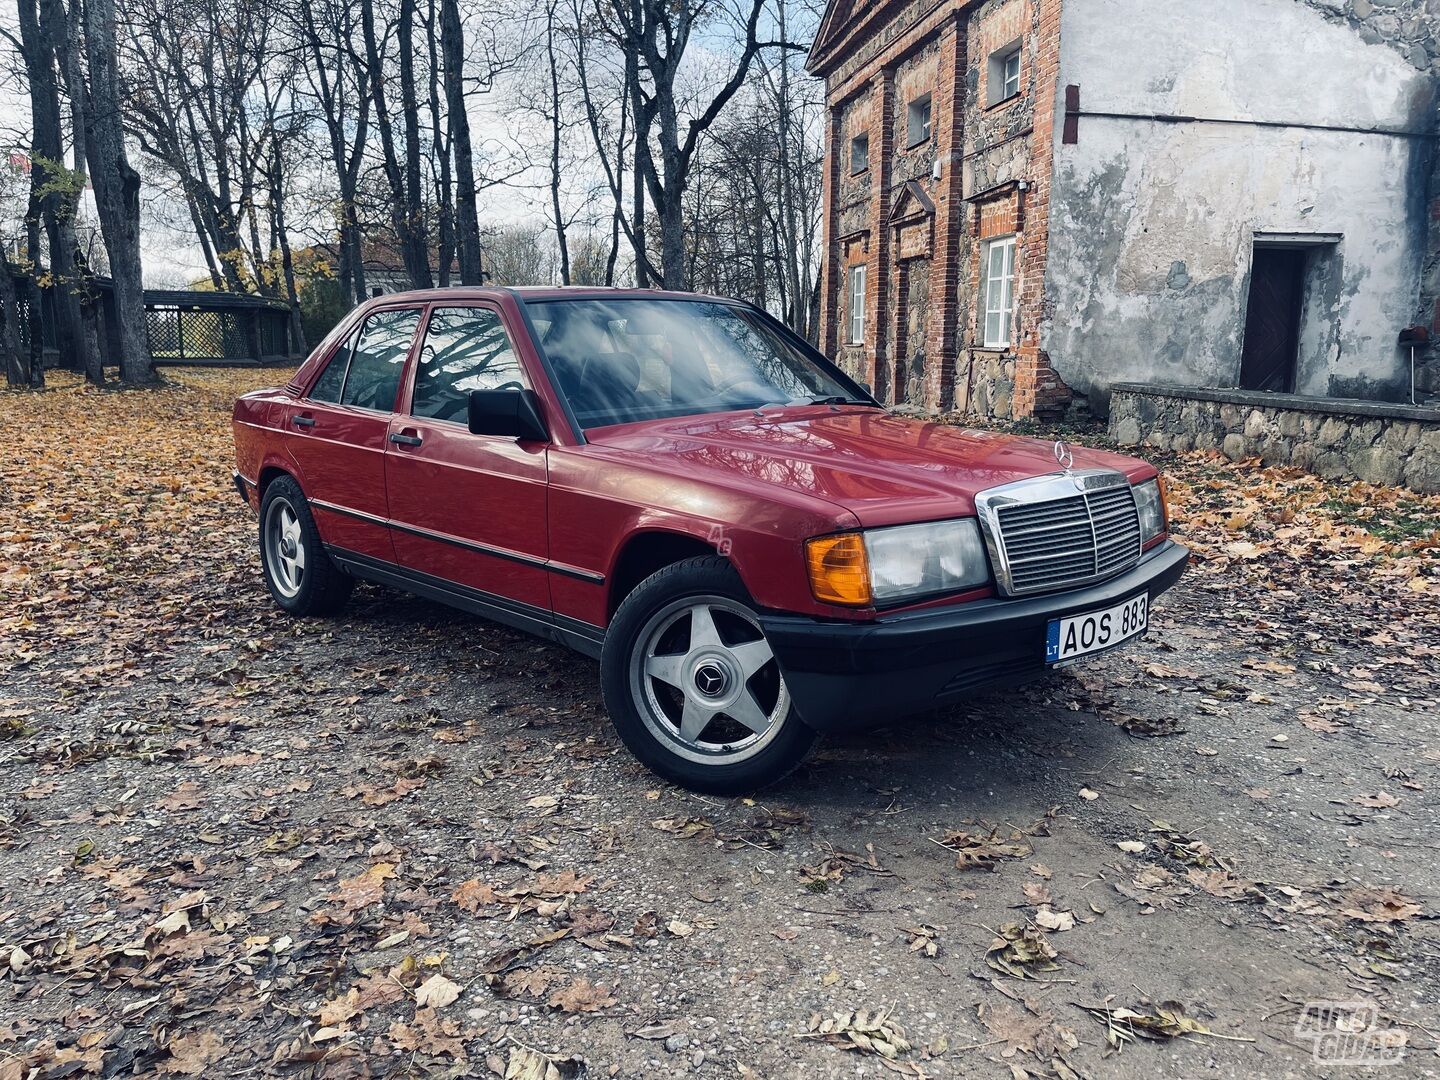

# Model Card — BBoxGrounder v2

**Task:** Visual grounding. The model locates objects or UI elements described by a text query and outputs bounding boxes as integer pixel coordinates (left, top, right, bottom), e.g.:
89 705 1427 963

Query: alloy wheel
264 497 307 598
628 595 790 765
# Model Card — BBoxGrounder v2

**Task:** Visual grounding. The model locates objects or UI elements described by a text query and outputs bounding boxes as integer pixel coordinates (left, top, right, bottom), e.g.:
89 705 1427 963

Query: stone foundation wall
1109 384 1440 493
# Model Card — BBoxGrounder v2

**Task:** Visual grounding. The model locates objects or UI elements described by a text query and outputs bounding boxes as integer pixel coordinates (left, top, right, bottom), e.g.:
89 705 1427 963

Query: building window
850 134 869 174
982 237 1015 348
989 44 1022 105
848 265 867 344
907 94 933 147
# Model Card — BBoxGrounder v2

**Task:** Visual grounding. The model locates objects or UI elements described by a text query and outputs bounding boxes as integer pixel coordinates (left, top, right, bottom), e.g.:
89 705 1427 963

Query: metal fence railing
8 270 296 367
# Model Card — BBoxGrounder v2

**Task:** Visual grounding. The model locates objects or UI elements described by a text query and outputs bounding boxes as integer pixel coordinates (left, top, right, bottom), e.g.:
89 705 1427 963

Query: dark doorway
1239 247 1306 393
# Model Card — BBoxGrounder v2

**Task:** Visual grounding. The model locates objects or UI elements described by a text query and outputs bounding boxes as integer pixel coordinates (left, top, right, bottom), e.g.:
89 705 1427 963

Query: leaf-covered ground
1 369 1438 1079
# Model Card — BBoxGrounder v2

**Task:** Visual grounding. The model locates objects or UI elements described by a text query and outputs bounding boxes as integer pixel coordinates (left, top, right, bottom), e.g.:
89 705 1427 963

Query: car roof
361 285 743 307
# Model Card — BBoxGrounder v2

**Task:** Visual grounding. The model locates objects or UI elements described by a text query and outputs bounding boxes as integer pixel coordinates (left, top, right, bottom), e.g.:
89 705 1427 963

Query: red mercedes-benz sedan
232 288 1187 792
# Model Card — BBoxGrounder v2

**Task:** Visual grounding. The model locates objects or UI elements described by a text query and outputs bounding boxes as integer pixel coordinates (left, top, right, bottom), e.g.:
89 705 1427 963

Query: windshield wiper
750 396 868 417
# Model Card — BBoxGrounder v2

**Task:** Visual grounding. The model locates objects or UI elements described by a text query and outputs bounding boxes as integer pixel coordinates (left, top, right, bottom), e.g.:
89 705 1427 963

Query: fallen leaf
159 1031 227 1075
546 978 616 1013
1352 792 1400 809
799 1007 912 1059
415 973 462 1009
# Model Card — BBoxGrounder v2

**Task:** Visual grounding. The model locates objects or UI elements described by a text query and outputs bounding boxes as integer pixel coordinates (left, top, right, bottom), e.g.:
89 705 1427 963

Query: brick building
808 0 1440 419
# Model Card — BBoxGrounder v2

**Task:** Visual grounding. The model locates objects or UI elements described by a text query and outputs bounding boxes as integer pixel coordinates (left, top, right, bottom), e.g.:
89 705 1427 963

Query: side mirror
858 380 873 396
468 388 548 441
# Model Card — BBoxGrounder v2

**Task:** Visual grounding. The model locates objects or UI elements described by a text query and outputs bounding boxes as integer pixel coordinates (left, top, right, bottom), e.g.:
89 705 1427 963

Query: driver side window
412 306 526 424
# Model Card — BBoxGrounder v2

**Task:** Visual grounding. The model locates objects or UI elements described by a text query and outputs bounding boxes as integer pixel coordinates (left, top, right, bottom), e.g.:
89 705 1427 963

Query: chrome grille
976 471 1143 596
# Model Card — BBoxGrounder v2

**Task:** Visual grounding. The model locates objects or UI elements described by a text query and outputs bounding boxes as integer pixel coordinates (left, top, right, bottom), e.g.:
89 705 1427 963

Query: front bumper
759 539 1189 732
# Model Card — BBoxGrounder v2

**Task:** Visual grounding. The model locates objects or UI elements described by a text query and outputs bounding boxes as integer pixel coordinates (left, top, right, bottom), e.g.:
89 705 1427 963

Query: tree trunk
83 0 154 384
63 0 103 382
441 0 483 284
628 66 649 286
299 0 370 305
398 0 433 288
546 1 570 284
426 0 454 288
270 150 307 357
19 0 97 380
0 260 27 387
21 208 44 386
362 0 430 290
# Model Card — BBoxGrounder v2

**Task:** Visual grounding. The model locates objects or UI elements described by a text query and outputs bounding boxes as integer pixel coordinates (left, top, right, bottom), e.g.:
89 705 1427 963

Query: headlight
1134 477 1167 543
806 519 991 607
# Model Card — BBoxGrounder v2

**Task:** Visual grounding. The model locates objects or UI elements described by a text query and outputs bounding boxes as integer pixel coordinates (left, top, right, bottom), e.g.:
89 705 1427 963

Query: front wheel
601 556 817 794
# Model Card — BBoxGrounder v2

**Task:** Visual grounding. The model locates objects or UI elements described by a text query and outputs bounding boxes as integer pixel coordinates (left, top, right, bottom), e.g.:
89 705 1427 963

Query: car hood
584 407 1154 527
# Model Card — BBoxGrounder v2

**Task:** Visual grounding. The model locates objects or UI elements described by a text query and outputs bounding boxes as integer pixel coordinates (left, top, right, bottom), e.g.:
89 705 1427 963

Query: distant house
807 0 1440 420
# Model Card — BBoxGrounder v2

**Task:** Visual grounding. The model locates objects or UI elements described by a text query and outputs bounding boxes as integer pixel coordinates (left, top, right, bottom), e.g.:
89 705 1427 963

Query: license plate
1046 594 1148 665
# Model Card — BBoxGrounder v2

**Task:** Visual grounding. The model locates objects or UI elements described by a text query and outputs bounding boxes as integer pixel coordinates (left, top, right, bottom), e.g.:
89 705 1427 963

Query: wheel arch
606 529 724 619
257 464 294 497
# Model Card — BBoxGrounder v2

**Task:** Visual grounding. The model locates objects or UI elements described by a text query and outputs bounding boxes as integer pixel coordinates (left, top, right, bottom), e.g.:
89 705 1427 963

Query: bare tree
565 0 639 284
83 0 153 383
0 252 26 385
440 0 483 282
294 0 373 304
14 0 103 385
361 0 433 289
603 0 788 290
483 222 556 285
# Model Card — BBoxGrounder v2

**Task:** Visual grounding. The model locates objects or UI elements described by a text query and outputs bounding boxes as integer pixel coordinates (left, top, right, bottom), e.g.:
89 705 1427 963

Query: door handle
389 432 423 447
291 415 316 429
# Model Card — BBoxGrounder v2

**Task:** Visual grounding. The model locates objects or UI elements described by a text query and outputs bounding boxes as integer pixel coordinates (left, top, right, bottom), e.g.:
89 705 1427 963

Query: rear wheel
259 476 352 616
601 556 816 794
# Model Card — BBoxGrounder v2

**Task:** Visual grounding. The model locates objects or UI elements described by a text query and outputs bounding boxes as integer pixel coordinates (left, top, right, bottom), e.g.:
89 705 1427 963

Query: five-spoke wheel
602 556 817 793
632 596 790 763
258 475 352 616
264 496 307 598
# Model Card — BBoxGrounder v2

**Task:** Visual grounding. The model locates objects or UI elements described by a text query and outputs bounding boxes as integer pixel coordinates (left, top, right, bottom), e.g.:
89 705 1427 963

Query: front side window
983 236 1016 348
526 298 862 429
340 308 422 411
907 94 933 146
412 307 526 424
848 265 866 344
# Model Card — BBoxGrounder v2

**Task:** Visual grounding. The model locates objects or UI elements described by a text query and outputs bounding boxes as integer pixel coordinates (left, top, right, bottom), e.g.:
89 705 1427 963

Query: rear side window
307 329 356 403
340 308 422 411
412 307 526 423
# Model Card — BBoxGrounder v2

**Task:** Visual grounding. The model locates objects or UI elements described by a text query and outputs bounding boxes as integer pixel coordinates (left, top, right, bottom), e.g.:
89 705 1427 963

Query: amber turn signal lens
806 532 872 607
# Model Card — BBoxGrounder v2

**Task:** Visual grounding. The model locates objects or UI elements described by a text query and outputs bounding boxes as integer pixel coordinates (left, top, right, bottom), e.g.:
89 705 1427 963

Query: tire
258 475 353 616
601 555 818 794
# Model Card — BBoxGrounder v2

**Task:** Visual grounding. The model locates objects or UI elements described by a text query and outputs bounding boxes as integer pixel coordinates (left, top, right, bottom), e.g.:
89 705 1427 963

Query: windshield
524 298 867 429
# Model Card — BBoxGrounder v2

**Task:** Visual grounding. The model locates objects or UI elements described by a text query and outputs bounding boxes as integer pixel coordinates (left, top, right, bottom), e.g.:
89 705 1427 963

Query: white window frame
1002 48 1022 99
982 236 1016 348
989 43 1022 105
907 94 933 147
848 265 867 344
850 133 869 174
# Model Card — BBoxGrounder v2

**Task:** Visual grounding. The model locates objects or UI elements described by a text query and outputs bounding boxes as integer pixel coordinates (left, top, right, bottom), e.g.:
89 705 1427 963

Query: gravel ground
1 369 1437 1079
